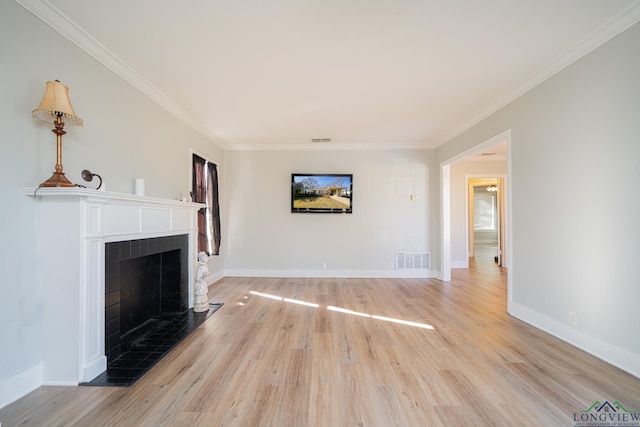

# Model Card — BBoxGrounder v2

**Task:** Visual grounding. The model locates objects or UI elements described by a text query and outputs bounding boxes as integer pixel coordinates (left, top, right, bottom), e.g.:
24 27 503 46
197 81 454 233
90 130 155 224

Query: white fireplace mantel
24 187 204 385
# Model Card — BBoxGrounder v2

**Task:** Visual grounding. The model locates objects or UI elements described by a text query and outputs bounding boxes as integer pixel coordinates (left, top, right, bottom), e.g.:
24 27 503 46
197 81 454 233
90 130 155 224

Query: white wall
0 1 223 407
224 149 439 277
449 161 507 267
439 22 640 376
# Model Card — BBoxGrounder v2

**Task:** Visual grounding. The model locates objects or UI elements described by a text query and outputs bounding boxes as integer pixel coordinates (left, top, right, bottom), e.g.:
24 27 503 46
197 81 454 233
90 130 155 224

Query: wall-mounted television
291 173 353 214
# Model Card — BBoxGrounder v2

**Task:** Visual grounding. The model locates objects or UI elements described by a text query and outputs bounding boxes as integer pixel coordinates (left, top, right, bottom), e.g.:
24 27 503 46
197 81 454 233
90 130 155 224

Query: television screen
291 173 353 213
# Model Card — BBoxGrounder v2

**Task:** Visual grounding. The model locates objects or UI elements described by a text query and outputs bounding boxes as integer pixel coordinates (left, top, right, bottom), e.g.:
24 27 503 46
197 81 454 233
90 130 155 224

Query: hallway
470 242 503 277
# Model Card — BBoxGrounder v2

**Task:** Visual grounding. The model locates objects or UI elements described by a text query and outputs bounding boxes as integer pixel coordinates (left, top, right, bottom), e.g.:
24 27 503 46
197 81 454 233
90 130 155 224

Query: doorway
467 176 506 267
440 130 512 289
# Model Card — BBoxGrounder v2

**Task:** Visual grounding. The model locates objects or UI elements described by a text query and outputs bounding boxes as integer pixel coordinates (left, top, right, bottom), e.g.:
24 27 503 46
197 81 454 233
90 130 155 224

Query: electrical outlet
390 262 395 269
569 311 578 327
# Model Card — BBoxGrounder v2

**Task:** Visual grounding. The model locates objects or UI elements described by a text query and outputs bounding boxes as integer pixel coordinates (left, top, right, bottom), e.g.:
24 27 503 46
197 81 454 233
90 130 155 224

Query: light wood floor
2 259 639 426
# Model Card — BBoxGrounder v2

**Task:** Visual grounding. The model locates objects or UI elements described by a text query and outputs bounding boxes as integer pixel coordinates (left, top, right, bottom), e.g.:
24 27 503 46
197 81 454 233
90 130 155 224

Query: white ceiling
17 0 640 150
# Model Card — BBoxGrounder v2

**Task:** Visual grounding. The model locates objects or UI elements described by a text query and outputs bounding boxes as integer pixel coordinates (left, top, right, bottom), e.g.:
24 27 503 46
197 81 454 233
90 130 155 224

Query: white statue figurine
193 251 210 312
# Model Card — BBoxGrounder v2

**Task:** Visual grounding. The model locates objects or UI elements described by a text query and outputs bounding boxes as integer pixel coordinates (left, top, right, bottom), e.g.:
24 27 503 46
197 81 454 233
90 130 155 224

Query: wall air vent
311 137 332 143
396 252 430 270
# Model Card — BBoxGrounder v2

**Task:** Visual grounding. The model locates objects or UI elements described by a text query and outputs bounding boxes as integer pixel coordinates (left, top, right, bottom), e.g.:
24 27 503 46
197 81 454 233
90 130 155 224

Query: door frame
440 129 512 290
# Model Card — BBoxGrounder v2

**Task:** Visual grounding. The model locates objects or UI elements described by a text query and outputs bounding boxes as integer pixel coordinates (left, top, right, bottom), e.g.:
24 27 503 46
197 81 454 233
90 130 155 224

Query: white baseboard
82 356 107 383
0 363 42 410
509 301 640 379
223 269 437 279
41 380 79 387
451 261 469 269
207 271 224 285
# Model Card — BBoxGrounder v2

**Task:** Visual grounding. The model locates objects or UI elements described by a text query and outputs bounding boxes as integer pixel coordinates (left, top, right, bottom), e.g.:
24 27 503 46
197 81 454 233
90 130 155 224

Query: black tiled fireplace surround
105 234 189 362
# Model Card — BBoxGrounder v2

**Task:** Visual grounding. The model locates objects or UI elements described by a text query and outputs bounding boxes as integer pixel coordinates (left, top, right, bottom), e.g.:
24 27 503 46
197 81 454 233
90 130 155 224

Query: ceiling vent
311 137 331 143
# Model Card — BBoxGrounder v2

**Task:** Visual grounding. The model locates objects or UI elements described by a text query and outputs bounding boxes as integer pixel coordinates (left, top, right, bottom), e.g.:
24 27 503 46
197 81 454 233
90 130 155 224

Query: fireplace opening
105 235 189 362
120 249 181 335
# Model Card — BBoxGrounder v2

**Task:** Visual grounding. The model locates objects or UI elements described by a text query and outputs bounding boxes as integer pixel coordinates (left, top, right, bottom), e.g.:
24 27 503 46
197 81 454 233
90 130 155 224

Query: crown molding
229 140 438 151
15 0 229 150
434 0 640 148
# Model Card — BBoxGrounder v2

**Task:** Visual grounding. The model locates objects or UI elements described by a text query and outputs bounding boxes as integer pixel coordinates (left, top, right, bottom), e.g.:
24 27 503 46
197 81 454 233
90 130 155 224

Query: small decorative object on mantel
134 178 145 196
81 169 102 190
194 251 210 312
32 80 83 188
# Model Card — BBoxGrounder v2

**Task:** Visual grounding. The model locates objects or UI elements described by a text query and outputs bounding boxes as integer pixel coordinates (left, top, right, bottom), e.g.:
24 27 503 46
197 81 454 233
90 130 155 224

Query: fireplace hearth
82 302 222 387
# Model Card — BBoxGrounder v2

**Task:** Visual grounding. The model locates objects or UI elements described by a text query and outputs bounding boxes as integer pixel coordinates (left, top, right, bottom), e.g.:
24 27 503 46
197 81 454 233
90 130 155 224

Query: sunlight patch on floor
249 290 434 330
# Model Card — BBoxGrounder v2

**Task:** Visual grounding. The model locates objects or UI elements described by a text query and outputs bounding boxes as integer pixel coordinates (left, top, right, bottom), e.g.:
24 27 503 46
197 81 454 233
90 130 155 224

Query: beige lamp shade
32 80 83 127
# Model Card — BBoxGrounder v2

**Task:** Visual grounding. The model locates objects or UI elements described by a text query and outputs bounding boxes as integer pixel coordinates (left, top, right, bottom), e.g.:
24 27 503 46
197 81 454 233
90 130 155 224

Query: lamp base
39 171 75 188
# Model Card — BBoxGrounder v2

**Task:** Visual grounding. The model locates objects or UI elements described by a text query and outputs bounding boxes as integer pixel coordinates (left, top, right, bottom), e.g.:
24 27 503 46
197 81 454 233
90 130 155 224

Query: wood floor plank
2 259 640 426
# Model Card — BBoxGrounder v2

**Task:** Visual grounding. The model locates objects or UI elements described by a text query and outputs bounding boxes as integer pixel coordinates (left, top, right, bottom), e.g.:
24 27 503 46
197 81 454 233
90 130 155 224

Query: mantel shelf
22 187 205 210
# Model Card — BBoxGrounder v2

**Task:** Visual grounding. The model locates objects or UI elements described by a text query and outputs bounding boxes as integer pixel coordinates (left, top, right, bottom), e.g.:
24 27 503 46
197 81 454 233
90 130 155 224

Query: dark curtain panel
207 163 221 255
192 154 221 256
